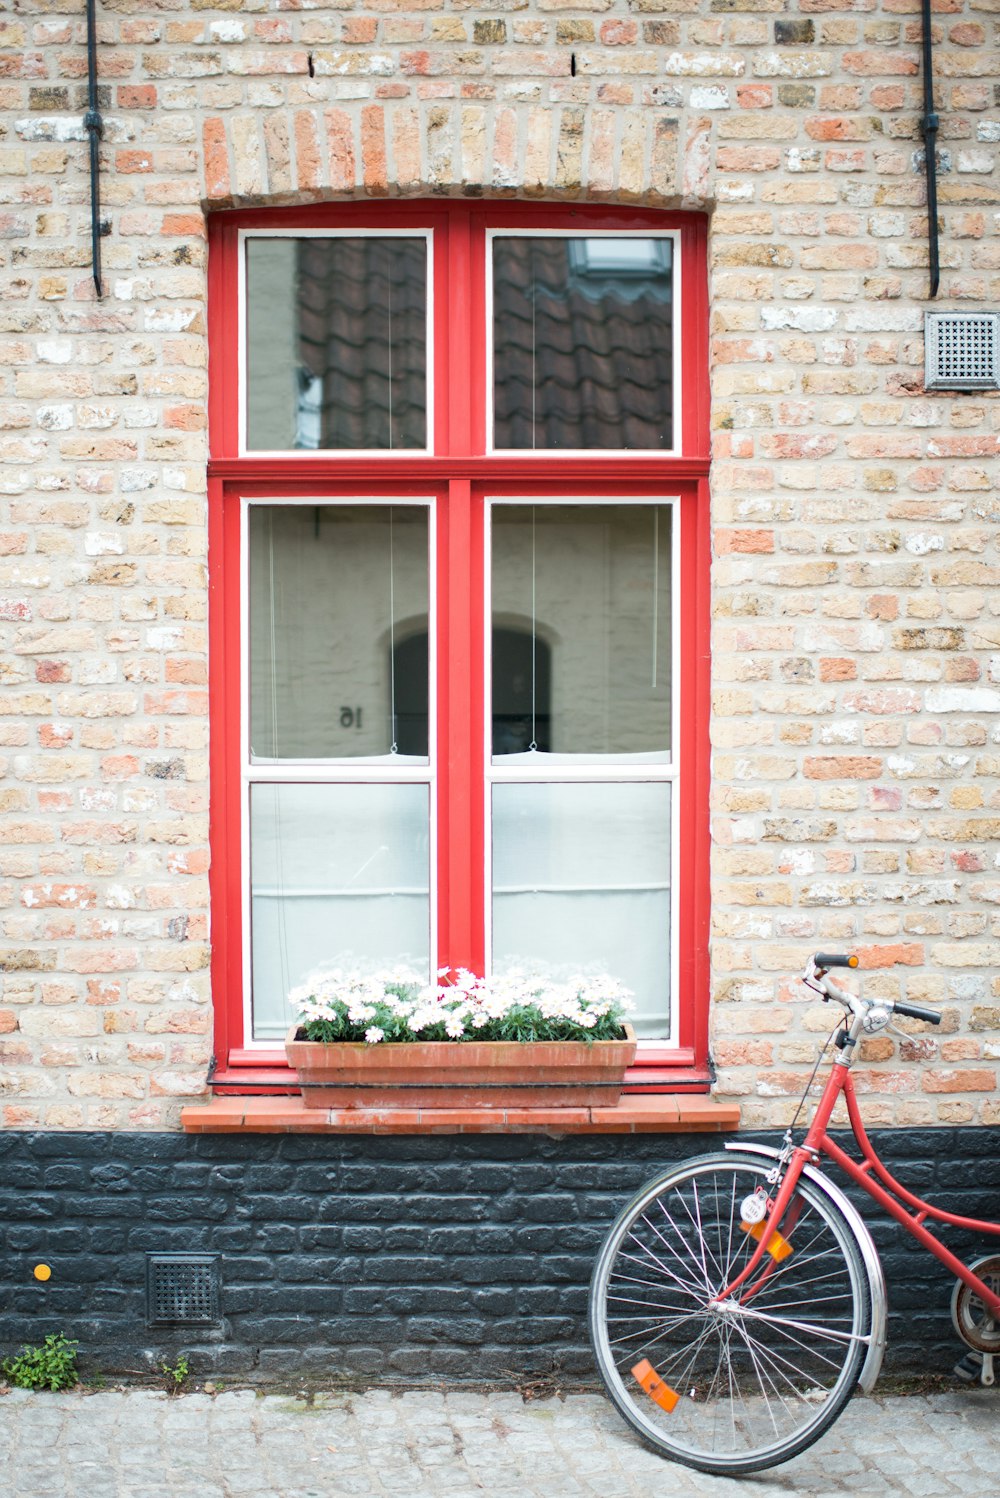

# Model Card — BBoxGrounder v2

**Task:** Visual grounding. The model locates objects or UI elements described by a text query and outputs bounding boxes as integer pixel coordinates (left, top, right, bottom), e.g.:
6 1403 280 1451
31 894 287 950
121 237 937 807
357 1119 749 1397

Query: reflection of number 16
339 706 363 729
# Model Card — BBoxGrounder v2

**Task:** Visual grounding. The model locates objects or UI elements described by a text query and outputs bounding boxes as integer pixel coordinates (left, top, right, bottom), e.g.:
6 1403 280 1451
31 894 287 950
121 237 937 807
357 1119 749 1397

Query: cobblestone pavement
0 1385 997 1498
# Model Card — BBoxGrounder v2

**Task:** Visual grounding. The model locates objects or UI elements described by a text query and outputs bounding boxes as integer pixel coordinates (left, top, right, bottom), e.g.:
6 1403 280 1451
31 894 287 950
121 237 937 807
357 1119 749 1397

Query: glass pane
491 505 671 760
492 236 674 450
249 504 429 761
250 782 430 1040
246 236 427 450
492 782 671 1039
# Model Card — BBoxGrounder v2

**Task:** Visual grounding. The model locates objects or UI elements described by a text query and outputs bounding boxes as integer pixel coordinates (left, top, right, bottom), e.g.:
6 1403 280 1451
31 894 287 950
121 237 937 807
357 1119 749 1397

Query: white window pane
249 505 429 761
491 505 671 760
492 782 671 1039
250 783 430 1040
246 236 427 451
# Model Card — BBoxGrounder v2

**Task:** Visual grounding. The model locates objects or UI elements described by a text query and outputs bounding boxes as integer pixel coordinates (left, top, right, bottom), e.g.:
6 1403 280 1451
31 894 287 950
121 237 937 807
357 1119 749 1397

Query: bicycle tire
589 1151 870 1476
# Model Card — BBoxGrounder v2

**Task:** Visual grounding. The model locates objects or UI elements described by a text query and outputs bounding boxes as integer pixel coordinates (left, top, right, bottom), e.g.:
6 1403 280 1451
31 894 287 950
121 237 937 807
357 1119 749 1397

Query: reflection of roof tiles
493 239 674 450
297 237 426 450
286 235 672 452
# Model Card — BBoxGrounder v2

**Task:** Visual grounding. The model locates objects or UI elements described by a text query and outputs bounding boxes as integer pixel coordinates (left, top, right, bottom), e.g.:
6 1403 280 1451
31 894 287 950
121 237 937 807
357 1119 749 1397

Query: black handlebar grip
893 1000 942 1026
814 953 859 969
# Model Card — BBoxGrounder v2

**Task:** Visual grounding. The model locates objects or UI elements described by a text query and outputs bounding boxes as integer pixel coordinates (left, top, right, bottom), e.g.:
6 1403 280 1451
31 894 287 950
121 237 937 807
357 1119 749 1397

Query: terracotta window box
284 1023 638 1110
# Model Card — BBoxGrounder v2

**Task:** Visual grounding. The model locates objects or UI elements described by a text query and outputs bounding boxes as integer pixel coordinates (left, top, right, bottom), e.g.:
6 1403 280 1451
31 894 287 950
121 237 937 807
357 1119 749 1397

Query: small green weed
2 1333 79 1392
161 1354 190 1394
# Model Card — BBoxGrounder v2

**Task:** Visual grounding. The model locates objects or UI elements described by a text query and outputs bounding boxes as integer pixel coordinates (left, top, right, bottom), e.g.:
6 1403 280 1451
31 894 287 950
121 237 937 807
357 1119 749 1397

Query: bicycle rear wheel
589 1152 869 1475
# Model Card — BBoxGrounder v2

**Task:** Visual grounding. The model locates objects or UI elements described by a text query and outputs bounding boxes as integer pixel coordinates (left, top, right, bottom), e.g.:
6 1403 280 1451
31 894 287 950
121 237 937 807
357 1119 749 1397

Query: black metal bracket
85 0 104 299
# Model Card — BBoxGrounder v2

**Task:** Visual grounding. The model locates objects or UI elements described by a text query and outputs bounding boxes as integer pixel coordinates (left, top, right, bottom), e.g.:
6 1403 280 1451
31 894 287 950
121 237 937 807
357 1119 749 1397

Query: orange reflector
631 1358 679 1413
740 1220 793 1261
847 955 859 968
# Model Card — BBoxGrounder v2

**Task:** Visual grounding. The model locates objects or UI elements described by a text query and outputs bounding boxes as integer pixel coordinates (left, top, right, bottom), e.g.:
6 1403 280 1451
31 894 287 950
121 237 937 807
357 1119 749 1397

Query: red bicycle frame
722 1057 1000 1317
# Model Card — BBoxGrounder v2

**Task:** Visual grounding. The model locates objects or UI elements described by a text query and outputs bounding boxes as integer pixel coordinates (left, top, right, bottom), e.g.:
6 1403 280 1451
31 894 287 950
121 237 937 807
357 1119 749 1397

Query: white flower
291 963 630 1042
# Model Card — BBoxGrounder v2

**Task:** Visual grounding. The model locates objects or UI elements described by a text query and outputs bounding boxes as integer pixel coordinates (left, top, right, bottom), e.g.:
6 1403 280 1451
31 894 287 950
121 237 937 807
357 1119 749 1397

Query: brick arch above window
201 104 689 210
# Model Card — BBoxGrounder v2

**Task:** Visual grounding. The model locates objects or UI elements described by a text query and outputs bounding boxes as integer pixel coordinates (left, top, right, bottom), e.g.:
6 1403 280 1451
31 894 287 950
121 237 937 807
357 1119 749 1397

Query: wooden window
208 203 711 1089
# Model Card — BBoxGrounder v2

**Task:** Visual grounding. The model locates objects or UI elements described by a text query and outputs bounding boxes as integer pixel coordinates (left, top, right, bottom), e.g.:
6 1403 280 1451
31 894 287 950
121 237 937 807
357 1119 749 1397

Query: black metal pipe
84 0 104 299
920 0 940 299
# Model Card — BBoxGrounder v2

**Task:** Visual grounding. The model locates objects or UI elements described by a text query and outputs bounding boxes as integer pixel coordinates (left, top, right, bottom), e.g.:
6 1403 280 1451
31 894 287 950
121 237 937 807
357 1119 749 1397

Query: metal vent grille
146 1254 220 1327
925 311 1000 391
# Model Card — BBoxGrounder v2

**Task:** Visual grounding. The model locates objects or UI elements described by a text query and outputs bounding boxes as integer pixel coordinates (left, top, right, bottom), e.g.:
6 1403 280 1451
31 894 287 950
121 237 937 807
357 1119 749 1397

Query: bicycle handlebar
804 954 942 1029
813 953 859 969
893 999 942 1026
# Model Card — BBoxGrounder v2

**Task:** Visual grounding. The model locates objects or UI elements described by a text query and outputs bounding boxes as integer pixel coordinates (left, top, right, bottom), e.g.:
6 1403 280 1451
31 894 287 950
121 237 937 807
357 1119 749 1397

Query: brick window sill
180 1094 741 1135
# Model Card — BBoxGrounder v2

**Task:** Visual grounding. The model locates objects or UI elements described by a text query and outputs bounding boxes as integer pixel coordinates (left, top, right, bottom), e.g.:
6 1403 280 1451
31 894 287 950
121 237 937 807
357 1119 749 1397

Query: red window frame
207 201 711 1091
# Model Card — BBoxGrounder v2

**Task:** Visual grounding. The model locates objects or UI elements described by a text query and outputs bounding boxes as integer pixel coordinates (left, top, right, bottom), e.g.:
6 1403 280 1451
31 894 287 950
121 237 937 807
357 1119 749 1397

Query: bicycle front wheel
589 1152 870 1476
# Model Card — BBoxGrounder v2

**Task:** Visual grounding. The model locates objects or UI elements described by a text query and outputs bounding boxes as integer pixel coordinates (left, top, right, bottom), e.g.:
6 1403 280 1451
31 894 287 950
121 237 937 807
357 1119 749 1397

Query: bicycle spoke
623 1227 708 1299
644 1201 721 1296
727 1317 788 1439
607 1266 703 1300
606 1294 704 1315
606 1312 703 1347
728 1326 824 1432
735 1305 865 1348
732 1320 845 1397
644 1318 722 1391
672 1176 728 1292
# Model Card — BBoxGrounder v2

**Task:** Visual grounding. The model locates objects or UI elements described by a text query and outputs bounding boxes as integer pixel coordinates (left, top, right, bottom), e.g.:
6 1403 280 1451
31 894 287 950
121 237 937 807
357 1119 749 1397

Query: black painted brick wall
1 1128 998 1383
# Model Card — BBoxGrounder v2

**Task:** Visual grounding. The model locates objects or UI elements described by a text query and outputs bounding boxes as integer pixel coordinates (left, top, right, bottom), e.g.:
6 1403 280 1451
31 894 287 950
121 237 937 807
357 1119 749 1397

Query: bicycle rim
589 1152 869 1475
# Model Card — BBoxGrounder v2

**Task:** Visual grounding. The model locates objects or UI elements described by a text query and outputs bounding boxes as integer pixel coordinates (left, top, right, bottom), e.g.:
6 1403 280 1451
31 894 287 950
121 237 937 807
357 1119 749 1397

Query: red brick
117 85 157 110
294 110 320 191
819 658 857 682
361 105 388 195
325 108 355 191
923 1069 996 1094
855 943 924 969
116 150 154 174
715 529 775 555
842 50 919 76
343 19 378 45
600 20 638 45
737 84 772 109
804 756 882 780
203 117 230 199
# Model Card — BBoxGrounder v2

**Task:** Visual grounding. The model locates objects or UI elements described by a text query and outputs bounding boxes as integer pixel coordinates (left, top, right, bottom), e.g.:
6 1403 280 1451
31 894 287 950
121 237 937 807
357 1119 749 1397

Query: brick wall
0 3 998 1128
2 1129 997 1378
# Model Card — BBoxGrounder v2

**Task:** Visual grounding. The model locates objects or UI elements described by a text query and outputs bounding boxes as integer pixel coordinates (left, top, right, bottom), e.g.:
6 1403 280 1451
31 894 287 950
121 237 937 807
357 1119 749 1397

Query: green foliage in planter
293 968 631 1045
2 1333 79 1392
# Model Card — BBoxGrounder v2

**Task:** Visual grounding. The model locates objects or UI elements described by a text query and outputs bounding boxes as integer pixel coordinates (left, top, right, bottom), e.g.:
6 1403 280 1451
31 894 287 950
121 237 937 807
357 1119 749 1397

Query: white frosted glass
250 783 430 1040
492 782 671 1038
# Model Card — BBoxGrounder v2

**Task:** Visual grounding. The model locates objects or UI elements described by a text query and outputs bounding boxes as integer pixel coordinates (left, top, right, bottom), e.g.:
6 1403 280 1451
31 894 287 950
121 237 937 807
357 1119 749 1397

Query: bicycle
589 952 1000 1475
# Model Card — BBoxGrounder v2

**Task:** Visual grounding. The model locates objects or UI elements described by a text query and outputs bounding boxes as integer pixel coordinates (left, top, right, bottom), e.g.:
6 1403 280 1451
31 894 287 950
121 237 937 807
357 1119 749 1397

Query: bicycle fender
724 1141 887 1395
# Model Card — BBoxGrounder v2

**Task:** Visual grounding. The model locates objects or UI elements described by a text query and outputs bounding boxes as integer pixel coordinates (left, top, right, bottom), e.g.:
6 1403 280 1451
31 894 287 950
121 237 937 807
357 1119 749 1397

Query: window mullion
442 208 475 460
437 478 485 976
